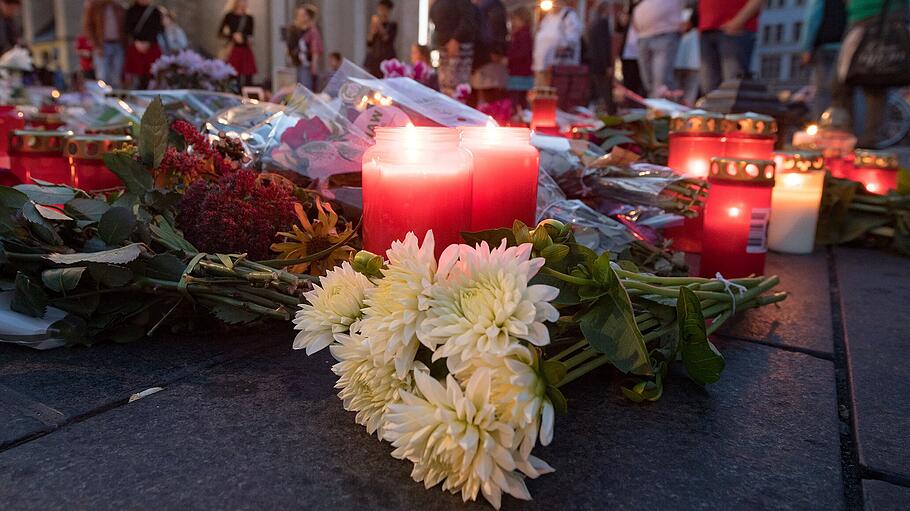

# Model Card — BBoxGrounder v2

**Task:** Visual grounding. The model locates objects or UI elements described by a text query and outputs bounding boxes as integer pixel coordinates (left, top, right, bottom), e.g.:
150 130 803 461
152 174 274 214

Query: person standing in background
507 7 534 107
471 0 508 103
800 0 846 120
616 3 646 99
633 0 683 98
674 5 700 106
286 4 323 90
533 0 583 86
430 0 477 97
364 0 397 77
697 0 762 94
124 0 163 89
84 0 125 88
158 8 188 54
75 33 95 80
586 1 614 111
219 0 257 86
0 0 20 55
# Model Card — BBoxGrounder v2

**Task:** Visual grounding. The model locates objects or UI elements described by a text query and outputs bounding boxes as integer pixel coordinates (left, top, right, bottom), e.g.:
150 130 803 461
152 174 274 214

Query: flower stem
539 266 597 287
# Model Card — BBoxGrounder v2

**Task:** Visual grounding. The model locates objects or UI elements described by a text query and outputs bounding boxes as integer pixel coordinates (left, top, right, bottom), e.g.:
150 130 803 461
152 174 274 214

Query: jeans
810 46 839 120
699 30 756 94
637 32 680 97
296 66 314 90
94 42 124 89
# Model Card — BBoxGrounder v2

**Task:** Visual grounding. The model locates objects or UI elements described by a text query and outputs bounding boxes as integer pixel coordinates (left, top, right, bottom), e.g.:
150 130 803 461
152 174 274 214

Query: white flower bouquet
293 221 786 508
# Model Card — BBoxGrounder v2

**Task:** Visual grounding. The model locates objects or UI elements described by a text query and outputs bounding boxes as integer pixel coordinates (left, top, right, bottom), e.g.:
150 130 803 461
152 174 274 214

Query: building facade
754 0 812 86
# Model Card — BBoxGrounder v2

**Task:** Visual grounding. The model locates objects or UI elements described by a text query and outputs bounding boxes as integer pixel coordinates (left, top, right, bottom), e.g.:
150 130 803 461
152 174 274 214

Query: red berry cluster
177 170 298 260
170 120 236 176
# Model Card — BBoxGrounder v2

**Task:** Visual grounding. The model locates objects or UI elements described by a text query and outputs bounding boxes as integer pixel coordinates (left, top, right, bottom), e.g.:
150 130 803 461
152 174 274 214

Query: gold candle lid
66 135 133 160
26 112 65 124
709 157 776 186
854 149 899 170
85 122 134 136
529 86 557 100
669 109 726 135
724 112 778 137
9 129 73 155
774 150 825 173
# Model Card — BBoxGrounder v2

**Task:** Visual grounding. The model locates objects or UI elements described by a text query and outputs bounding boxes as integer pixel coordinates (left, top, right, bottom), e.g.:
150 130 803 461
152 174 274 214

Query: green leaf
546 386 568 414
53 293 100 317
33 203 72 221
97 207 137 245
591 253 613 285
11 272 48 318
13 184 77 205
103 153 153 195
88 263 134 288
142 253 187 281
48 315 88 345
621 378 663 402
0 186 28 209
46 243 145 265
139 97 168 168
541 359 567 386
210 304 259 325
461 228 517 248
149 216 198 254
21 202 64 246
578 268 653 376
41 267 86 293
677 287 725 385
65 198 110 223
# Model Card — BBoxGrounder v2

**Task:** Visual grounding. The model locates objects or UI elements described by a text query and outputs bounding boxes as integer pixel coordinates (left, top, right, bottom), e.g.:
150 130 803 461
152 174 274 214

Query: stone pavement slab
863 480 910 510
0 333 844 511
835 248 910 480
717 251 833 357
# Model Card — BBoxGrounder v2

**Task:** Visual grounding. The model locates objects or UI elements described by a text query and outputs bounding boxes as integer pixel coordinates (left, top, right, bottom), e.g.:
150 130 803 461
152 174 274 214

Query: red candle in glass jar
65 135 132 191
0 106 24 169
530 87 558 133
723 112 777 161
9 130 73 186
458 126 538 231
664 110 725 253
847 150 899 195
700 158 776 278
826 153 854 179
85 122 135 137
362 126 473 256
25 111 65 131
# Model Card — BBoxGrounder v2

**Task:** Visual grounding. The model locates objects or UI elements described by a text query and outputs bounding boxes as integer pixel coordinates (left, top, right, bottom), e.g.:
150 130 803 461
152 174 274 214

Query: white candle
768 152 825 254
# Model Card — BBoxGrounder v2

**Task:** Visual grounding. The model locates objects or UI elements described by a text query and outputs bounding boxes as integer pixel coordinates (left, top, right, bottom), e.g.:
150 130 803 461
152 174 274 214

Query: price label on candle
746 208 770 254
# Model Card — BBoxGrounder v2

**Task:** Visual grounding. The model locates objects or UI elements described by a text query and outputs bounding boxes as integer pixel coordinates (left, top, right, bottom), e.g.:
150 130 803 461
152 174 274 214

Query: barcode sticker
747 208 770 254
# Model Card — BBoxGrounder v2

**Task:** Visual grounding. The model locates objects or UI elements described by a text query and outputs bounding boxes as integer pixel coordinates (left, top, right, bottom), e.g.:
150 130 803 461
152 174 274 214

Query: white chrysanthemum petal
292 262 374 354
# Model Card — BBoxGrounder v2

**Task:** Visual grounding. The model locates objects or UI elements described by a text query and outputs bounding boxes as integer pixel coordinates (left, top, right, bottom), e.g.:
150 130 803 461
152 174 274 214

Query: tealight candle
9 130 73 186
792 123 819 149
723 112 777 161
768 151 826 254
700 158 776 278
459 126 538 231
65 135 133 191
664 110 726 253
529 87 558 133
362 126 473 255
847 150 899 195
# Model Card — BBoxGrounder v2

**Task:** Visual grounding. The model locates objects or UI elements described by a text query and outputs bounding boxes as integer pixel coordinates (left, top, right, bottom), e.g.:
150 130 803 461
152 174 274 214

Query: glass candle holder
25 112 66 131
723 112 778 161
529 87 558 132
664 110 725 253
700 158 776 278
9 130 73 186
65 135 133 191
85 122 135 137
848 150 899 195
459 126 538 231
769 151 826 254
0 106 24 169
362 126 473 256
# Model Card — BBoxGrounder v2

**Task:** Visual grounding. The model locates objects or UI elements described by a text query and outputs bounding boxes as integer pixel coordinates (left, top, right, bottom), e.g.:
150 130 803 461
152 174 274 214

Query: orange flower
271 198 356 276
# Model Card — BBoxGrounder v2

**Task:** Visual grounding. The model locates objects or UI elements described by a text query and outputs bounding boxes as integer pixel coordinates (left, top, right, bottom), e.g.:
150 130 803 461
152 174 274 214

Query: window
763 25 772 44
760 55 782 80
774 24 785 44
793 22 803 43
789 53 811 82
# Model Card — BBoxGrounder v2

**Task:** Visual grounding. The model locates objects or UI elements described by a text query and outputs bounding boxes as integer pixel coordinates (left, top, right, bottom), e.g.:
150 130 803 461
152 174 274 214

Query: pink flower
478 99 513 126
454 83 472 103
380 59 408 79
410 61 435 84
280 116 332 148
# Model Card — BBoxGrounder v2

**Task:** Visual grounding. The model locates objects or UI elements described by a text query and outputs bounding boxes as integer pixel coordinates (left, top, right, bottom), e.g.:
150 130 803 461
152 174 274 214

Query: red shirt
75 35 94 73
698 0 760 32
508 25 533 77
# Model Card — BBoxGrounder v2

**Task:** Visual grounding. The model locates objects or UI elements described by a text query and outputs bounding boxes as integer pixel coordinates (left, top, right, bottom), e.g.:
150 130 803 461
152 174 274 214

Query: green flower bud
352 250 384 278
540 243 569 263
531 226 552 252
513 220 531 244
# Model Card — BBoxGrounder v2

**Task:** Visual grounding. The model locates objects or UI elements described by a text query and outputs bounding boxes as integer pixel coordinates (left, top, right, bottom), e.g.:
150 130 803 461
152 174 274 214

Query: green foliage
676 287 725 385
139 97 169 168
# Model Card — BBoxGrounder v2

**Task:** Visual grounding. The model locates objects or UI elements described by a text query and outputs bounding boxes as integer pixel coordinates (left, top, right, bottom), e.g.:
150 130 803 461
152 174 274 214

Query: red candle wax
9 130 73 186
362 127 473 256
723 112 777 161
700 158 776 278
65 135 132 191
459 126 538 231
847 150 900 195
0 106 24 169
530 87 558 131
826 154 854 179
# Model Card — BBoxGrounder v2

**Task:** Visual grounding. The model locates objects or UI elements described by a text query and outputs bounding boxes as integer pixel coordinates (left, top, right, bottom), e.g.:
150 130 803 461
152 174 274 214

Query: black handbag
839 0 910 87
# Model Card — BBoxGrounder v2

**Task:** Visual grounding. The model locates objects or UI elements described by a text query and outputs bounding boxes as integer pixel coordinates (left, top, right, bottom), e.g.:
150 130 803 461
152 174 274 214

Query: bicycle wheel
877 90 910 149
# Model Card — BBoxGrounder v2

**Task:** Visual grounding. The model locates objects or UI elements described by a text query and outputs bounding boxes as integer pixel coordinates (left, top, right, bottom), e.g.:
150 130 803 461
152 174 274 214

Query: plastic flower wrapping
294 232 558 508
150 50 238 93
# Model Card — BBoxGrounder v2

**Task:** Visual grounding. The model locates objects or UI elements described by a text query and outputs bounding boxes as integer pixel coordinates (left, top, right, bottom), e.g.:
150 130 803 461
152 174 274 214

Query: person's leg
109 43 124 89
699 31 723 94
650 32 681 94
636 36 655 96
94 49 108 86
719 31 756 82
859 86 887 148
811 48 837 120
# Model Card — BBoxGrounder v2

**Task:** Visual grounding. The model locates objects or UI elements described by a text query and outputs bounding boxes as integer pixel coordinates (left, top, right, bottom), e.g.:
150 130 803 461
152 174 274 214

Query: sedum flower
330 332 417 438
271 198 356 276
419 241 560 373
292 262 374 354
384 370 553 509
360 231 446 378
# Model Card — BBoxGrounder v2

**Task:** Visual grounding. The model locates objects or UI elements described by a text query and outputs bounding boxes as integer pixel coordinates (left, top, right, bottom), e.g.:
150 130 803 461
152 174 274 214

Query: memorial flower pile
150 50 238 93
293 221 786 508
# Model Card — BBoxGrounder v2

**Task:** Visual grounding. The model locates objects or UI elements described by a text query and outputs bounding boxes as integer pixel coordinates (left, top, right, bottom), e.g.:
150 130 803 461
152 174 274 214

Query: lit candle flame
865 183 879 193
783 173 804 188
806 124 818 136
728 207 741 218
51 90 60 100
540 0 554 12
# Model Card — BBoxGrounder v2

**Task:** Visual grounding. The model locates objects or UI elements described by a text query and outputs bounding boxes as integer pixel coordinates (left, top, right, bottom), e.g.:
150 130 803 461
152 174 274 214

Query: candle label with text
746 208 771 254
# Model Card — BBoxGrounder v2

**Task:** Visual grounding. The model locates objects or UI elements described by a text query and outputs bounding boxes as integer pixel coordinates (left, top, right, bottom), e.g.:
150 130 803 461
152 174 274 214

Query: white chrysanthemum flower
360 231 449 378
419 241 560 372
293 262 375 354
329 332 419 438
456 345 555 462
385 370 553 509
